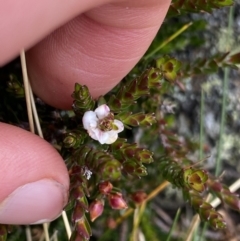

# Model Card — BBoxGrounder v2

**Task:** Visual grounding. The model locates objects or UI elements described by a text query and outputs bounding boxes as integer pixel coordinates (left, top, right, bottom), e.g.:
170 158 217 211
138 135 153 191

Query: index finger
0 0 114 65
26 0 171 109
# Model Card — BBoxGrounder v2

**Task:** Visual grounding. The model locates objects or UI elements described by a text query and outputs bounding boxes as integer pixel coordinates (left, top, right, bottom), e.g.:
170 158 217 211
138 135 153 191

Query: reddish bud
99 181 113 195
70 231 86 241
72 204 85 223
89 199 104 222
131 191 147 204
108 192 128 210
71 186 85 200
107 218 117 229
75 216 92 240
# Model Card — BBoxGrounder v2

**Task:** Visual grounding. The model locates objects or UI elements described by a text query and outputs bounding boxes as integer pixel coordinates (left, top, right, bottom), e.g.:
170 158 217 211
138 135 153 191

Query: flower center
98 113 117 132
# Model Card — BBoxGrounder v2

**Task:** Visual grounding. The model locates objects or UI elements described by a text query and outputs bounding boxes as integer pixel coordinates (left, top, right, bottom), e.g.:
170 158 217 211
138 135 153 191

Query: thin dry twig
115 181 169 226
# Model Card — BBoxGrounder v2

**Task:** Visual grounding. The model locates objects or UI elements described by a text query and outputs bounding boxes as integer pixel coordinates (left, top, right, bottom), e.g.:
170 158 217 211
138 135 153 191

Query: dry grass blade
20 50 49 241
25 225 32 241
29 87 43 137
20 50 34 133
20 49 72 240
43 223 50 241
62 210 72 239
185 214 201 241
51 230 58 241
130 202 147 241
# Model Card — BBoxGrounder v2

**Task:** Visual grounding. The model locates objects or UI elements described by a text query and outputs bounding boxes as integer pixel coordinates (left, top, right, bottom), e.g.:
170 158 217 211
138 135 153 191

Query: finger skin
26 1 171 109
0 0 115 65
0 123 69 223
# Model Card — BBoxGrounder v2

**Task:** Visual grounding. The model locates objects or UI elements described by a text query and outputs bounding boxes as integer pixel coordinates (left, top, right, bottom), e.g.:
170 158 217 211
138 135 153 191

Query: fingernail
0 179 68 225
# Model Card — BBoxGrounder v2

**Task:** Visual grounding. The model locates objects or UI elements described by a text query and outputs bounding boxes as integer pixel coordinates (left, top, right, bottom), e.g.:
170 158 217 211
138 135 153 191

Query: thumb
0 123 69 224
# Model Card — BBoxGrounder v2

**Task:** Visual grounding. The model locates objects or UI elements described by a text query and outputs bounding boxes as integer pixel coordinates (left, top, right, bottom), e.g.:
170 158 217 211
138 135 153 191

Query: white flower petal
98 132 111 144
82 111 98 130
95 104 110 119
104 131 118 144
96 131 118 145
88 128 101 141
113 120 124 133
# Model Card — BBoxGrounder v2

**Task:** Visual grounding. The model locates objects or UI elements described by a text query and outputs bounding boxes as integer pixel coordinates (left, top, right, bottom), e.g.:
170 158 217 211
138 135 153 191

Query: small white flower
82 104 124 144
82 166 92 180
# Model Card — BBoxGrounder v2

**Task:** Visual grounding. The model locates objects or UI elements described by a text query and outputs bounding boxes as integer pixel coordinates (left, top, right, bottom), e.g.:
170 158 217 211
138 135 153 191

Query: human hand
0 0 171 224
